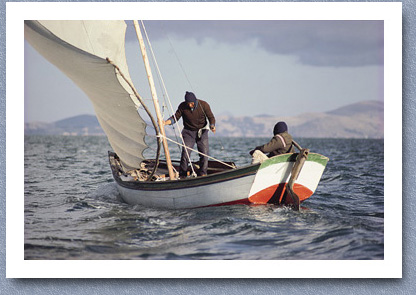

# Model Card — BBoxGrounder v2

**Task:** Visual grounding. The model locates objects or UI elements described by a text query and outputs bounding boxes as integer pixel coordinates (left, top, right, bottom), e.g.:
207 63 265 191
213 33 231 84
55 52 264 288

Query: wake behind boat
25 20 329 210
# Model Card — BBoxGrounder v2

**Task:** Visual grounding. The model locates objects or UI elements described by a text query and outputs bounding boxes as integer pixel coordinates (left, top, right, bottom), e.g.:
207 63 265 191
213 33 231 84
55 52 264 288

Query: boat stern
248 153 329 205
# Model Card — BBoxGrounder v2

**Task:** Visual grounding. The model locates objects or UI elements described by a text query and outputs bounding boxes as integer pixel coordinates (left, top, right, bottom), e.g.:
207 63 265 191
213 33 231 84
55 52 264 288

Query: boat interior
110 152 237 182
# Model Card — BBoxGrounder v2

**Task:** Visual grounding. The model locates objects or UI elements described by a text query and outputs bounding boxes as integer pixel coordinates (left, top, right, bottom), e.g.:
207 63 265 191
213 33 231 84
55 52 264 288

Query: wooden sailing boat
24 20 329 210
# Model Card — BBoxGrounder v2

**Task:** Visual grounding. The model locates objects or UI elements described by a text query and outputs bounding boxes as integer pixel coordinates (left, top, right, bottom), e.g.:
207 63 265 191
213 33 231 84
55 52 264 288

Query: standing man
164 91 216 177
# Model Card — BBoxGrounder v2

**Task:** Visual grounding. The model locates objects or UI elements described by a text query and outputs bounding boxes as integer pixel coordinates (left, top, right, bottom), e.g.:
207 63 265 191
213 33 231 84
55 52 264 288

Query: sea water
24 135 383 260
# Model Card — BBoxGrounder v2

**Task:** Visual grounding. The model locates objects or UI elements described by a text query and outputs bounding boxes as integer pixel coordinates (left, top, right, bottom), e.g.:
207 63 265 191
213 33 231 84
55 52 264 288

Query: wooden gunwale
109 152 260 191
109 151 329 192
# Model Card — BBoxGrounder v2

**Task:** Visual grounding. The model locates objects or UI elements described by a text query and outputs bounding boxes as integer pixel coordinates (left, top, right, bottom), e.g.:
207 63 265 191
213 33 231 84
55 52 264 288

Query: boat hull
109 152 328 209
118 172 256 209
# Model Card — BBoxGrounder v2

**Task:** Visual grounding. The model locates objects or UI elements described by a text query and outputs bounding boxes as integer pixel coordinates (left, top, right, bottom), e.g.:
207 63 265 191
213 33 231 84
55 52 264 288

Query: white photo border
6 1 402 278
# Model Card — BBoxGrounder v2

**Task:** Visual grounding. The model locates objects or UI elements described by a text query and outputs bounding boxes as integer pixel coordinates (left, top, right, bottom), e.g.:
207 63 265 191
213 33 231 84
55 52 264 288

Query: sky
24 20 384 123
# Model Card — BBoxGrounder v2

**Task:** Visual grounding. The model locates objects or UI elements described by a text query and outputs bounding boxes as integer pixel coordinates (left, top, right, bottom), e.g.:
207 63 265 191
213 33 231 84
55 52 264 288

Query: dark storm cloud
129 20 384 67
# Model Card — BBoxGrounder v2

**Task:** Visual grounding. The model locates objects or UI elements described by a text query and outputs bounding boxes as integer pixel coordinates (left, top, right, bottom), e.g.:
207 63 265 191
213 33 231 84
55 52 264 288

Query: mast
133 20 176 180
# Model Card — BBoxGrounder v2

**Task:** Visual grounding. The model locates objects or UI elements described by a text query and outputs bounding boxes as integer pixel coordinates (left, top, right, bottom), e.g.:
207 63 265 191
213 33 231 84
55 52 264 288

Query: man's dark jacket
253 131 295 157
171 100 215 131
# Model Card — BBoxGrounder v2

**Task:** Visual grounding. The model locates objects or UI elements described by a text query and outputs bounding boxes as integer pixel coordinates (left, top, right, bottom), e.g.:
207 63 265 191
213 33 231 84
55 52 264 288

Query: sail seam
81 21 96 55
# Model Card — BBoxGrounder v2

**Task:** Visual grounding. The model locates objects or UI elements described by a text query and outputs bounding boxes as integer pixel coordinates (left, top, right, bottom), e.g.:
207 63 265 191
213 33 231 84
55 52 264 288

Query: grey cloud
129 20 384 67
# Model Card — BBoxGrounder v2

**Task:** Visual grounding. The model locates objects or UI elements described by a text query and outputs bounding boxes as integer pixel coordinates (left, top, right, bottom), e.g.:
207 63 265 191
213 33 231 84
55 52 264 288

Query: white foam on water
87 182 121 203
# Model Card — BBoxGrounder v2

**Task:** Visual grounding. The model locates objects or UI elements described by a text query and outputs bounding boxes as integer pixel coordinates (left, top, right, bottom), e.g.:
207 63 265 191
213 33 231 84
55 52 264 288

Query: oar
285 147 309 211
292 140 302 151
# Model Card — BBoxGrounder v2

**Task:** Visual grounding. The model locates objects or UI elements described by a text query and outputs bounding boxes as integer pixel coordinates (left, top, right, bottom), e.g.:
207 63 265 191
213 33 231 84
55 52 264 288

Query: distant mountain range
25 115 105 136
215 100 383 138
25 100 384 138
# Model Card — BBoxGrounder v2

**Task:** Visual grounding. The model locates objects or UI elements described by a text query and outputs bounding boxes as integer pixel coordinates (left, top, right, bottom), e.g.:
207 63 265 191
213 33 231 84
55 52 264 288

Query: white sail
24 20 147 170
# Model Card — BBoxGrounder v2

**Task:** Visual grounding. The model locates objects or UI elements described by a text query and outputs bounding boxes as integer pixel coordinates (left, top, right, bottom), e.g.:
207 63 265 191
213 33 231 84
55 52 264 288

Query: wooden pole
133 20 176 180
286 148 309 211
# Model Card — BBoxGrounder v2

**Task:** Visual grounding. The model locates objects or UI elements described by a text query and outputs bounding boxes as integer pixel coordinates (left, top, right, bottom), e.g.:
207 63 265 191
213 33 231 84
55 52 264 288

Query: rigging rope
156 134 236 169
162 24 194 91
140 21 197 177
159 21 233 162
141 20 235 172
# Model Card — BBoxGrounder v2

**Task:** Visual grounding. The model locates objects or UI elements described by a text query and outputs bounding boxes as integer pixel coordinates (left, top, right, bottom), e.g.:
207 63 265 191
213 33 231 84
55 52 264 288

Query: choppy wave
24 136 384 260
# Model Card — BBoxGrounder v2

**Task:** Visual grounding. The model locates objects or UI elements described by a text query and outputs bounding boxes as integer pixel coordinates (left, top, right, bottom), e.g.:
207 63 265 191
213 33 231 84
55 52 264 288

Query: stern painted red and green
110 152 329 209
249 153 329 206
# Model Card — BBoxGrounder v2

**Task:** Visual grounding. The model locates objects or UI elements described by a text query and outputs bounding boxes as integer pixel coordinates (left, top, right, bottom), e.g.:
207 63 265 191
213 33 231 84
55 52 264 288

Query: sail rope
140 21 236 173
156 134 236 169
141 25 182 154
162 24 194 91
159 21 233 163
140 21 198 177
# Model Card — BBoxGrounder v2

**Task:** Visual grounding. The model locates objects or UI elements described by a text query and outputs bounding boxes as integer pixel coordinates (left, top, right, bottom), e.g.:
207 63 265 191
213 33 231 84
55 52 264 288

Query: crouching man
249 121 294 164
